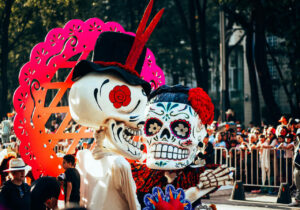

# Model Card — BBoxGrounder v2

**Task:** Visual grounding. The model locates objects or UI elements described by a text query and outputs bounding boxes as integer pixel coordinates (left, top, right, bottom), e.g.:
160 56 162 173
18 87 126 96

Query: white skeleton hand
185 165 235 203
197 165 234 189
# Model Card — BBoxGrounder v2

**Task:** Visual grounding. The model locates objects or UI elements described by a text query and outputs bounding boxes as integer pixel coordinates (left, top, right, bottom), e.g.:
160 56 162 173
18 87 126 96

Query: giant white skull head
143 85 214 170
69 72 148 160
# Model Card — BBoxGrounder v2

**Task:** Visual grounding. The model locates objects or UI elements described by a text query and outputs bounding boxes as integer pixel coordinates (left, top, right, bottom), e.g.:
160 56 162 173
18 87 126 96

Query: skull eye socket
144 118 163 136
170 120 191 139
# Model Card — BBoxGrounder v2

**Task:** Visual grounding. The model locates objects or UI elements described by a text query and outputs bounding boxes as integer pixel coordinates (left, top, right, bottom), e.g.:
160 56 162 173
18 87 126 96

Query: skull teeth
122 127 141 149
124 126 141 136
151 144 189 161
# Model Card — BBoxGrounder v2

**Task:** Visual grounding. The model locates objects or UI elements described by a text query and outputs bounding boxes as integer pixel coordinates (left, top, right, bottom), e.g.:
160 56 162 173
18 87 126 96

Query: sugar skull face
69 72 147 159
144 102 206 169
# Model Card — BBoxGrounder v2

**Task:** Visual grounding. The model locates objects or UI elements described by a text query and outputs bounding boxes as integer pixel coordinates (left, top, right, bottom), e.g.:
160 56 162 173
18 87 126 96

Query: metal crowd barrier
53 144 294 188
214 147 294 188
214 147 228 166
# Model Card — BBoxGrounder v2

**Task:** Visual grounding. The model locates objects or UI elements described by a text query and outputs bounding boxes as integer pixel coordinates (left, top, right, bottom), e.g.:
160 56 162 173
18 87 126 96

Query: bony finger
215 167 235 178
215 168 231 177
229 167 235 172
211 168 227 178
197 182 204 189
215 165 226 171
215 174 233 182
200 177 207 181
200 170 213 178
212 166 224 174
200 177 217 182
201 169 213 175
226 180 234 185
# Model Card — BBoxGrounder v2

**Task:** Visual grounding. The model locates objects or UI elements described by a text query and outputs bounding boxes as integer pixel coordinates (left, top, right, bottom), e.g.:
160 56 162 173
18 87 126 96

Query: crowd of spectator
203 116 299 153
196 113 300 195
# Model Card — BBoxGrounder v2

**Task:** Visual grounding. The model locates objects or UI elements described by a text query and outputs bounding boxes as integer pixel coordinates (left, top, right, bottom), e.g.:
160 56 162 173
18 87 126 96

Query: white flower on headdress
148 123 161 134
175 123 188 136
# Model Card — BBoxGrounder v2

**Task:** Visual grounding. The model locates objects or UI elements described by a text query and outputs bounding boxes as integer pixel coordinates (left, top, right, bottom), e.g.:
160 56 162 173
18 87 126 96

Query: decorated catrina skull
69 30 163 160
144 85 214 169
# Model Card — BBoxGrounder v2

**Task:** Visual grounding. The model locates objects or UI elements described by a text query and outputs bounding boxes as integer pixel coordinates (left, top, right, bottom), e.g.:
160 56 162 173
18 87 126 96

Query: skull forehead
147 102 197 122
144 102 206 170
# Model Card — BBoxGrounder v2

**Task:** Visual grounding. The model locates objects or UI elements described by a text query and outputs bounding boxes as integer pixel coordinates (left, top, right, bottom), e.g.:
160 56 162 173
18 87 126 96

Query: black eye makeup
144 118 163 136
170 119 191 139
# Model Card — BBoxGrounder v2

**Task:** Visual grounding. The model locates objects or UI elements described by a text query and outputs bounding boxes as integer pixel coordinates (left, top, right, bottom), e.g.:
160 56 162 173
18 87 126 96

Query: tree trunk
0 0 14 119
253 2 281 123
245 27 261 126
188 0 202 87
224 48 231 110
174 0 203 87
196 0 209 91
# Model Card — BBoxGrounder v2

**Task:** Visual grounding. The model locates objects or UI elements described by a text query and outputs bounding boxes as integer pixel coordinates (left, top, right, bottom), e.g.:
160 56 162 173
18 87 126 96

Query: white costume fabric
260 141 270 185
77 149 140 210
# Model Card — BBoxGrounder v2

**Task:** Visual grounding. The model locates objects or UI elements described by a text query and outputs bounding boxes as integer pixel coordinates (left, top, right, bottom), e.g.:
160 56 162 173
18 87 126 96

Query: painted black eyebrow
129 100 141 114
94 89 102 111
100 79 110 96
94 79 110 111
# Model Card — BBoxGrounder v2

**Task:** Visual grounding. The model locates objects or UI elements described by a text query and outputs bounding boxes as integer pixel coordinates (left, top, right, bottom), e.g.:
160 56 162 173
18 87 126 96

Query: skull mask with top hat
69 0 164 160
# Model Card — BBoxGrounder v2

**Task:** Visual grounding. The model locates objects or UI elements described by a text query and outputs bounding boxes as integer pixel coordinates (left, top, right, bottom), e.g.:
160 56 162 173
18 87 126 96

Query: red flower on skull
109 85 131 108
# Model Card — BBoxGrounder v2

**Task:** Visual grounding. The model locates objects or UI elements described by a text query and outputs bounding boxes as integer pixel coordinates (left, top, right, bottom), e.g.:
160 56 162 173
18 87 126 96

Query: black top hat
72 32 151 94
71 0 164 96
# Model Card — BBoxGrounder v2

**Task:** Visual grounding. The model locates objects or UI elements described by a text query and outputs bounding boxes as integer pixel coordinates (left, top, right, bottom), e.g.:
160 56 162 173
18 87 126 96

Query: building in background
208 28 294 126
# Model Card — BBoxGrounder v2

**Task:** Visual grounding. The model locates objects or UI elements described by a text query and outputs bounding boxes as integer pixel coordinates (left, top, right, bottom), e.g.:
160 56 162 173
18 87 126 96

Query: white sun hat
3 158 30 172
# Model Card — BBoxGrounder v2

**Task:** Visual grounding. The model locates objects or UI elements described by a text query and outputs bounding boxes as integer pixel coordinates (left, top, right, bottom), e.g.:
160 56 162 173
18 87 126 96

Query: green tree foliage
0 0 298 122
0 0 218 118
0 0 91 118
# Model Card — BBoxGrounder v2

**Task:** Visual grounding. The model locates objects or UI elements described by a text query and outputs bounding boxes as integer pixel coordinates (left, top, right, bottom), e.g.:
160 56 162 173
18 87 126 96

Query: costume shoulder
112 155 131 171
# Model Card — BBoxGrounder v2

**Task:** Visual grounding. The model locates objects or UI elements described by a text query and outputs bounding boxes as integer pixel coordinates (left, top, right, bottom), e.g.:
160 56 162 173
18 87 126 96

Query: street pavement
214 204 281 210
201 186 300 210
58 186 300 209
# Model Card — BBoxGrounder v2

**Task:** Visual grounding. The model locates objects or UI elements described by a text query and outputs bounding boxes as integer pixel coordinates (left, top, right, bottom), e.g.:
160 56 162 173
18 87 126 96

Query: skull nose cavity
160 128 170 139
